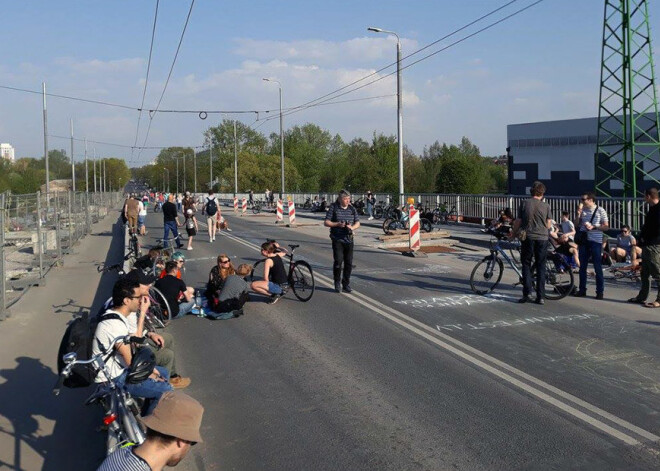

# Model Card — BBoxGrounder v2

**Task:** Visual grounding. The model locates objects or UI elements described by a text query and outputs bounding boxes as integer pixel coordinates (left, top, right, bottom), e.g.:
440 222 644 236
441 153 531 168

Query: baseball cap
124 269 156 285
139 391 204 443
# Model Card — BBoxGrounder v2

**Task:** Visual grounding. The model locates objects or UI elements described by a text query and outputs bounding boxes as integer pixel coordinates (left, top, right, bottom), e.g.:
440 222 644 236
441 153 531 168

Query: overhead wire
257 0 545 125
0 84 137 110
137 0 196 160
131 0 160 160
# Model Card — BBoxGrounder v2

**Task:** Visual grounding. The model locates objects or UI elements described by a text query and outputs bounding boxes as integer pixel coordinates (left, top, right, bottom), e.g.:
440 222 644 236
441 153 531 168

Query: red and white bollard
409 204 420 252
288 200 296 225
241 198 247 216
233 196 238 213
276 200 284 223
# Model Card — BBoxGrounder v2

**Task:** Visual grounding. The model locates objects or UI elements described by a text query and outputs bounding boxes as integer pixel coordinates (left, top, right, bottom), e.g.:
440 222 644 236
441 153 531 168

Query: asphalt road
140 206 660 470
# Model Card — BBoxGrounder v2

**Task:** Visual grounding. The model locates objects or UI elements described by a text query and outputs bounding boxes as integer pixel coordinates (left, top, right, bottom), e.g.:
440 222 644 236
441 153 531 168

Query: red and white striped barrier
409 204 420 252
288 200 296 225
233 197 238 213
241 198 247 215
276 199 284 223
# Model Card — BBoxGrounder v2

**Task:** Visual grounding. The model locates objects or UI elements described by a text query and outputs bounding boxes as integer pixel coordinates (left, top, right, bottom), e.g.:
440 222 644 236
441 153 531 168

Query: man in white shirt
93 277 172 415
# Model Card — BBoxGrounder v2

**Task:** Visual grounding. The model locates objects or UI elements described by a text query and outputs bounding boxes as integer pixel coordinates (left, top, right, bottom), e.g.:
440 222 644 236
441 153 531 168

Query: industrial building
0 143 14 162
507 114 660 196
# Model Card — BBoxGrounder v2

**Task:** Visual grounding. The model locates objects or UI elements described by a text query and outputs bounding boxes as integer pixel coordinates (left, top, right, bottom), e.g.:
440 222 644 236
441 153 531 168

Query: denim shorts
268 281 284 295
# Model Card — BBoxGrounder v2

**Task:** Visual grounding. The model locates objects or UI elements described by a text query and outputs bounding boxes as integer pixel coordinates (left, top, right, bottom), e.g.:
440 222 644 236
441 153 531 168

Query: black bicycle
250 244 315 301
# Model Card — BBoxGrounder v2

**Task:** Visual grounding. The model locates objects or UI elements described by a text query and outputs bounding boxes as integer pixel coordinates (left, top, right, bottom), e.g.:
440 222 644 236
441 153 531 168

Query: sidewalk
0 210 125 471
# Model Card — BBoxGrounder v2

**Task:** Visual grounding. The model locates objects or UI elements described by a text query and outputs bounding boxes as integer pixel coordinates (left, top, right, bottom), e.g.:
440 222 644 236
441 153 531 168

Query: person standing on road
124 194 140 234
184 209 198 251
96 390 203 471
574 191 609 299
366 191 375 221
324 189 360 293
138 198 148 236
202 190 219 242
630 187 660 307
162 194 183 249
512 181 552 304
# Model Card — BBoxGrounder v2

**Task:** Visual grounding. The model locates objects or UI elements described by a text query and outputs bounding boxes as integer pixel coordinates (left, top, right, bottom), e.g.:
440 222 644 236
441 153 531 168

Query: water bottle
195 290 205 317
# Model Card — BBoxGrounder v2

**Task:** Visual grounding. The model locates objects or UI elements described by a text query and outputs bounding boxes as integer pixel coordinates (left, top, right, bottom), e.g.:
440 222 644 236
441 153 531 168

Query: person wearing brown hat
97 391 204 471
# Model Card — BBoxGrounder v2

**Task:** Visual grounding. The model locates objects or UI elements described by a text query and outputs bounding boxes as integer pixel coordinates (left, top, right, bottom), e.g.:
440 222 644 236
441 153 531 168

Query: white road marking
217 228 660 445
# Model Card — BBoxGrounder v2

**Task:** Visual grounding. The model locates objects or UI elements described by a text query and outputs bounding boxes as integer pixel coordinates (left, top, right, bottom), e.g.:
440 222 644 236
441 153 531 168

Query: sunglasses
219 259 230 264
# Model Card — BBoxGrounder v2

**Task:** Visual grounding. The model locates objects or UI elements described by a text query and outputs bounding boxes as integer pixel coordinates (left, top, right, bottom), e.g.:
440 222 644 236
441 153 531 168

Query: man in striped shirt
574 192 609 299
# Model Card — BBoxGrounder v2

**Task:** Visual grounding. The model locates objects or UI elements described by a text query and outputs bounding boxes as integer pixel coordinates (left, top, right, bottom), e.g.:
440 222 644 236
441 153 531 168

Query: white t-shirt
92 310 131 382
138 201 147 217
560 220 575 240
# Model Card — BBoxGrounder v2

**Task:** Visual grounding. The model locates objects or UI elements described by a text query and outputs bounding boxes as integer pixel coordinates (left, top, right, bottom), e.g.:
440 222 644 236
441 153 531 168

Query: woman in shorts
250 241 288 304
184 208 198 251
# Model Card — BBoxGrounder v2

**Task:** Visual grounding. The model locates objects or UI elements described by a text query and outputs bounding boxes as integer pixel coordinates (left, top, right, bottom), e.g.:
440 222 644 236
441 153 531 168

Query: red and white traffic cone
276 199 283 223
288 201 296 226
233 197 238 213
241 198 247 216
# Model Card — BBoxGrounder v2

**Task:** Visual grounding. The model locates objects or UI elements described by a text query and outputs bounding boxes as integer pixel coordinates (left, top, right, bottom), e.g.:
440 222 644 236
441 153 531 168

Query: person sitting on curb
97 390 204 471
251 241 288 304
155 261 196 319
93 277 173 416
206 264 252 320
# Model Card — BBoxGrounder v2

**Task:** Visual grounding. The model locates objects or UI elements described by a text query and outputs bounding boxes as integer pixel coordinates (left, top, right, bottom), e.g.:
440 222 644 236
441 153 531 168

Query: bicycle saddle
289 244 300 249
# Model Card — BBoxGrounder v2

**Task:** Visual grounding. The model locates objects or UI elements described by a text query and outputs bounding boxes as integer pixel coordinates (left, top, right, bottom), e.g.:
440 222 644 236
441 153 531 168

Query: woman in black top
206 254 235 299
250 241 288 304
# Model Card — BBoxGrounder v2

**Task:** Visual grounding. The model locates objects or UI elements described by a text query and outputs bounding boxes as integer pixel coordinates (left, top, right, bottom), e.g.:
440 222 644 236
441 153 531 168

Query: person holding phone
574 192 609 299
324 190 360 293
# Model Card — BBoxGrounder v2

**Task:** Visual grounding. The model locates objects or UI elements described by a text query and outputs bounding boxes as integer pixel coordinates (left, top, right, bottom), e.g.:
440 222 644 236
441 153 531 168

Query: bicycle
469 229 574 300
248 199 262 214
54 335 147 454
125 232 141 263
97 264 172 328
437 202 460 225
250 243 315 301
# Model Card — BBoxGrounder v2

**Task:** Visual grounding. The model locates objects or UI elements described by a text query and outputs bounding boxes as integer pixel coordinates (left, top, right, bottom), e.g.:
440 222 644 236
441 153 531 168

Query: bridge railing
212 191 646 230
0 190 122 320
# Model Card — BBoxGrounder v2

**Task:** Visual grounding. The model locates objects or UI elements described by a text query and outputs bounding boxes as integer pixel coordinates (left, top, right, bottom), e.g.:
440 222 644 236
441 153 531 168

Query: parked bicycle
436 202 460 225
250 243 315 301
97 264 172 328
248 199 262 214
470 229 574 300
54 335 147 455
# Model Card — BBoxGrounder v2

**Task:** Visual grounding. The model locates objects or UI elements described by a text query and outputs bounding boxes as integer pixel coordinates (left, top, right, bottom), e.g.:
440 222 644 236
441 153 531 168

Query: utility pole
182 152 186 192
70 118 75 192
193 149 197 194
176 157 179 195
42 82 49 198
234 120 238 195
209 140 213 190
93 148 97 193
84 138 89 193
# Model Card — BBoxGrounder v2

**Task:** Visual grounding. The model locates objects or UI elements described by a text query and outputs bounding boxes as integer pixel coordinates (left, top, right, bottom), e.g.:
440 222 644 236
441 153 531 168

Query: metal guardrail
0 190 122 319
209 192 647 231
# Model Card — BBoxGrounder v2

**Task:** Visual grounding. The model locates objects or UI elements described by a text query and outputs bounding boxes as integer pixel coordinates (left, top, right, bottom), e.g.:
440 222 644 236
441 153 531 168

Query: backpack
56 311 122 388
206 197 218 216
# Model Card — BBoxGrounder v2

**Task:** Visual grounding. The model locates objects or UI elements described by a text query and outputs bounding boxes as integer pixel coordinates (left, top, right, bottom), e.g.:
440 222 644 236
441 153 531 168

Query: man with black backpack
324 189 360 293
202 189 219 243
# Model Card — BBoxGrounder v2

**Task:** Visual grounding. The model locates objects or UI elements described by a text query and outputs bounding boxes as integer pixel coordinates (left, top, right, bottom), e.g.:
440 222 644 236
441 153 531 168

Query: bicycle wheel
420 218 432 233
148 286 170 327
250 259 265 283
252 204 261 214
373 206 383 219
532 257 574 300
290 260 315 301
470 256 504 295
383 218 394 234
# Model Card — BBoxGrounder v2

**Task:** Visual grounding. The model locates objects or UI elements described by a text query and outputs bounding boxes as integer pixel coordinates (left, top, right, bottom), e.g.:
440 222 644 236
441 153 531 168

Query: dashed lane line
213 225 660 446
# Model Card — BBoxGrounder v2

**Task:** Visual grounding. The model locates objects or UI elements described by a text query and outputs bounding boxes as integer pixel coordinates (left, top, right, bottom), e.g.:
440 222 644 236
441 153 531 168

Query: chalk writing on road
405 264 452 274
435 313 600 332
394 293 512 308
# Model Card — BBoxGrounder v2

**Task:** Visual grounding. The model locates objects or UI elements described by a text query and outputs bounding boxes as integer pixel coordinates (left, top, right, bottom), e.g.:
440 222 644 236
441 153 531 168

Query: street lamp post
193 149 197 194
234 120 238 196
263 78 285 197
176 158 179 195
368 26 404 205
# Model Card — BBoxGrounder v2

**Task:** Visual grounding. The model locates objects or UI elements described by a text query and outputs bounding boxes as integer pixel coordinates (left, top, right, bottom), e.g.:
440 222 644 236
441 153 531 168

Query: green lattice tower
595 0 660 221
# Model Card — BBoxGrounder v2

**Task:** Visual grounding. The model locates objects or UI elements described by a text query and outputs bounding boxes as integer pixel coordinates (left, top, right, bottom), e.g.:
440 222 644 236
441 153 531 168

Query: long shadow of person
0 357 105 470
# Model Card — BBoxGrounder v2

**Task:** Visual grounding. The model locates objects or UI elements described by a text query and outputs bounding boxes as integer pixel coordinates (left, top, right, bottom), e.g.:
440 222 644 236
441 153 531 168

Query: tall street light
263 78 285 197
368 26 404 205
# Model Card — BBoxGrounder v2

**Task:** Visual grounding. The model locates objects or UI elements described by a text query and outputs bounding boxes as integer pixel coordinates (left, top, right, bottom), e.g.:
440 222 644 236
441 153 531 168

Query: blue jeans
366 202 373 218
117 365 172 415
579 240 604 294
206 310 236 320
173 299 196 319
163 221 182 248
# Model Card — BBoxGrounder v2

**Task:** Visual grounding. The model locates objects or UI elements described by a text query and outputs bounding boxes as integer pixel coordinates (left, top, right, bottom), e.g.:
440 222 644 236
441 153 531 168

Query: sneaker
268 294 282 305
187 247 193 251
209 238 213 243
342 284 353 293
169 376 191 389
534 297 545 305
334 281 342 293
368 217 374 221
595 293 604 300
233 308 244 317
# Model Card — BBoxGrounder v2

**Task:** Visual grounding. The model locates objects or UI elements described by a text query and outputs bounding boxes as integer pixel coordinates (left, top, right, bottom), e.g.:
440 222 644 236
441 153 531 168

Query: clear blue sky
0 0 640 165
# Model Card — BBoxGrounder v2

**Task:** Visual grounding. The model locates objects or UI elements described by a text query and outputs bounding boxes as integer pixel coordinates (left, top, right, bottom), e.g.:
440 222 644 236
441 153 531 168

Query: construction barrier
409 204 420 252
276 200 284 223
288 201 296 225
233 196 238 213
241 198 247 216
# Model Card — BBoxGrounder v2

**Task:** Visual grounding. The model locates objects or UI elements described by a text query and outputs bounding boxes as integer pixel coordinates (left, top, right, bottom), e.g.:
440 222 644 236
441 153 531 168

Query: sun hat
139 391 204 443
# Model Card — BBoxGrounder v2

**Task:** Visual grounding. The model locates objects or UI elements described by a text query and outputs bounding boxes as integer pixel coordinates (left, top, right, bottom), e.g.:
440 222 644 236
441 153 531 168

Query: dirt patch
386 245 457 254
